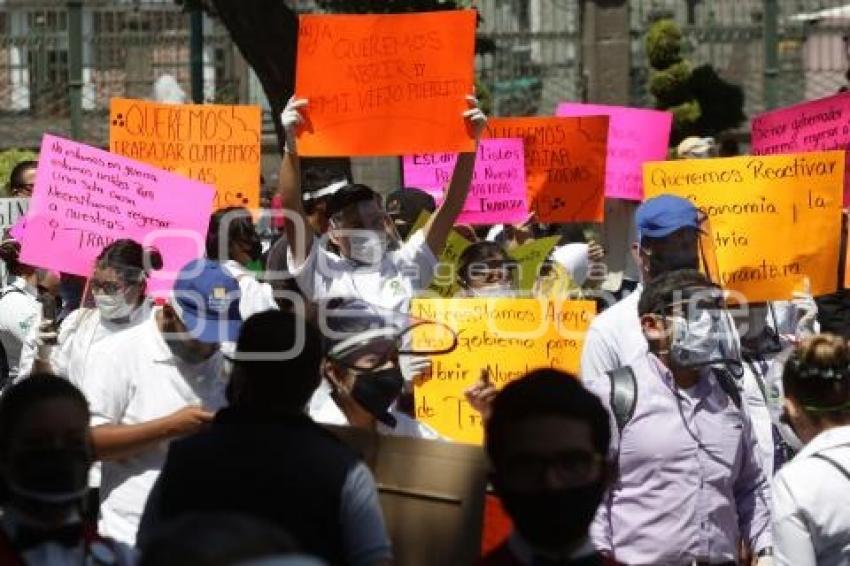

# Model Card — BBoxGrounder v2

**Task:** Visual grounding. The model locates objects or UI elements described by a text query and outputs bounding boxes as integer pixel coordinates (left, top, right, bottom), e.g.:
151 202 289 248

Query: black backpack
606 364 742 433
0 286 26 390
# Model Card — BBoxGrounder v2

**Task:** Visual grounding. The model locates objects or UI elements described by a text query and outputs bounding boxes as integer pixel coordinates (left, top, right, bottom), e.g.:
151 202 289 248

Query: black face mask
498 482 606 552
6 447 91 507
248 240 263 262
350 367 404 427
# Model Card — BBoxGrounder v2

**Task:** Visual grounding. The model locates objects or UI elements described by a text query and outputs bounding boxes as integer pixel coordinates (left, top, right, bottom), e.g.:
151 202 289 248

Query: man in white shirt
277 95 487 313
84 259 242 545
580 195 704 381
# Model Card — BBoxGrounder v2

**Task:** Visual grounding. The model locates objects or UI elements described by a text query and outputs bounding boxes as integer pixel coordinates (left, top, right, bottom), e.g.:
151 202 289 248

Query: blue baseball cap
172 259 242 344
635 195 700 243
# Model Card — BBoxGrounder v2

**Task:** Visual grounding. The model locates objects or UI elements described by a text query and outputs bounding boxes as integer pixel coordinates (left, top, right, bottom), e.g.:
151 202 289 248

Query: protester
140 310 393 566
84 258 240 545
0 238 58 386
7 160 37 198
480 369 619 566
385 187 437 241
772 334 850 565
580 194 705 380
585 269 772 564
207 207 278 320
312 298 441 438
278 94 486 312
0 375 132 565
456 241 517 297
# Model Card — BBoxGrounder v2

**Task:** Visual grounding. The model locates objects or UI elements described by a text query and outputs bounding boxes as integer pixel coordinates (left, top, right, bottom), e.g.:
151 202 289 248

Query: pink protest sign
556 103 672 201
751 92 850 205
402 138 528 225
21 134 214 295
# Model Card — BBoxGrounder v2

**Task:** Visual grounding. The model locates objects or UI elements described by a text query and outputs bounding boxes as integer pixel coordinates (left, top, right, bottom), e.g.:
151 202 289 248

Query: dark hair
637 269 716 317
485 369 610 465
0 374 89 456
95 239 162 282
9 160 37 189
457 241 512 285
783 334 850 416
206 207 258 261
232 311 324 411
326 184 379 219
138 513 298 566
0 240 27 276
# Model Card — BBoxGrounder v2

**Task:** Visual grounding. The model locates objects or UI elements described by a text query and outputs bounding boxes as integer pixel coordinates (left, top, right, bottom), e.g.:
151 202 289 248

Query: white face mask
668 310 721 368
470 282 513 298
347 233 387 265
93 292 135 321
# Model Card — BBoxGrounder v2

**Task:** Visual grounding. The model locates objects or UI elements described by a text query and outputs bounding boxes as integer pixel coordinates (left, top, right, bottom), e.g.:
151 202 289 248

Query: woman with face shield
457 242 518 298
771 334 850 566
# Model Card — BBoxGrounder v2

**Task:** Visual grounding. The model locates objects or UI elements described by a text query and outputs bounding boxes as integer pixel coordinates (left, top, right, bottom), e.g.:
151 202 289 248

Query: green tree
646 18 745 145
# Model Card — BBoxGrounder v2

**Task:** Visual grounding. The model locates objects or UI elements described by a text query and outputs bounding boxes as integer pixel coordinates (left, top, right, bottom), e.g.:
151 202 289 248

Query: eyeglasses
503 450 603 487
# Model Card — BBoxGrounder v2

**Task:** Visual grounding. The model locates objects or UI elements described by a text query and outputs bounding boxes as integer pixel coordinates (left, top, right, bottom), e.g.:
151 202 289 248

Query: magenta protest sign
402 138 528 225
21 134 214 295
555 103 672 201
751 92 850 205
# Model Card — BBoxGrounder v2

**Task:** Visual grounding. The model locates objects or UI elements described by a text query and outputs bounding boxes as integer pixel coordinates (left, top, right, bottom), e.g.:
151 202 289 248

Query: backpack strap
812 452 850 482
606 366 637 433
712 367 742 410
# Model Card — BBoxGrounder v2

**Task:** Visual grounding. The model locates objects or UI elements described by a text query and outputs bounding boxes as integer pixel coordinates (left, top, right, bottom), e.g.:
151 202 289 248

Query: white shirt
83 308 228 545
288 231 438 313
773 425 850 566
221 260 278 320
580 285 644 381
0 277 40 382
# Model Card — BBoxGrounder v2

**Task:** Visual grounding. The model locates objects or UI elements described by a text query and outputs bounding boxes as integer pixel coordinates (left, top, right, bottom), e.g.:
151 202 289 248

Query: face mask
350 367 404 426
498 482 606 552
470 282 513 298
668 310 721 368
348 233 387 265
248 240 263 262
6 447 91 507
165 338 213 365
93 292 135 321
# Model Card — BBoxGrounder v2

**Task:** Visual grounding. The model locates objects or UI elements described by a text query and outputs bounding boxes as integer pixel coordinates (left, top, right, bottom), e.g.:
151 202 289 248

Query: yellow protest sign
109 98 262 210
643 152 844 302
409 211 472 297
411 298 595 444
508 236 560 291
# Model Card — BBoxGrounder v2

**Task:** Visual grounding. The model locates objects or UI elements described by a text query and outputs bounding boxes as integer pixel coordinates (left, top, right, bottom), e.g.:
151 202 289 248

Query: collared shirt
0 277 40 382
82 308 228 545
288 231 438 313
579 286 644 382
221 260 278 320
585 354 772 565
773 425 850 566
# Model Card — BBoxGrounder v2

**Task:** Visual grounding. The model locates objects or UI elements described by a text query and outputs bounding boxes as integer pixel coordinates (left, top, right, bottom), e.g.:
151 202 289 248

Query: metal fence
0 0 242 149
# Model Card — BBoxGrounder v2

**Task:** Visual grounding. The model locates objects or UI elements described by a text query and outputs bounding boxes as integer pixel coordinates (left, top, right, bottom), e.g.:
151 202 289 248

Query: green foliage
0 149 38 197
644 18 745 144
646 19 683 70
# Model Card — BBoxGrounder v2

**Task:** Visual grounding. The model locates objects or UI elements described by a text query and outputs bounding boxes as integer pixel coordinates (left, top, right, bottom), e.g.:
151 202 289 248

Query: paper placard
643 152 844 301
484 117 608 223
402 138 528 225
295 10 477 156
412 298 595 444
751 92 850 206
556 103 672 201
109 98 261 210
21 135 215 294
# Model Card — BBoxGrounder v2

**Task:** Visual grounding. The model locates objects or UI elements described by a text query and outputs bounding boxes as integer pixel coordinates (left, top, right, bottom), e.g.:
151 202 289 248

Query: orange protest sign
109 98 262 210
295 10 477 157
485 117 608 223
643 152 844 302
411 298 595 444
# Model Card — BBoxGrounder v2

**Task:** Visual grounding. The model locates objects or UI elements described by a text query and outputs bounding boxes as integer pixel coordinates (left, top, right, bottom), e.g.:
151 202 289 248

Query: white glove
35 320 58 363
463 95 487 140
792 277 818 340
280 96 308 154
399 354 432 382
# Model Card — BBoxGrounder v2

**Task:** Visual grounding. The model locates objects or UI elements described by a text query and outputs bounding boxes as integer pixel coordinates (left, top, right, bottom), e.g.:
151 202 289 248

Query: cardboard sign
109 98 261 210
409 211 471 298
751 92 850 206
295 10 477 156
402 138 528 225
21 135 215 294
643 152 844 302
412 298 595 444
508 236 560 292
0 198 28 234
556 103 672 201
484 117 608 223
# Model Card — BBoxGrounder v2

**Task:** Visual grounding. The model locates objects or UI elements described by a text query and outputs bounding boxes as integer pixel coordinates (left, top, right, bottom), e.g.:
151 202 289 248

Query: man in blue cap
82 258 242 545
580 194 705 381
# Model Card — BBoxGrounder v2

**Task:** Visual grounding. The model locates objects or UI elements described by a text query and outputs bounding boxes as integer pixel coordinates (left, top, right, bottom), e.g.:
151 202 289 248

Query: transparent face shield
325 321 458 371
329 200 402 261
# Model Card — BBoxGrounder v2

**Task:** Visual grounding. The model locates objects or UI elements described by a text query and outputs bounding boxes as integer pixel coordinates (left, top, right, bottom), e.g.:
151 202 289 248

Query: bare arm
423 96 486 256
92 406 212 461
277 97 315 268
